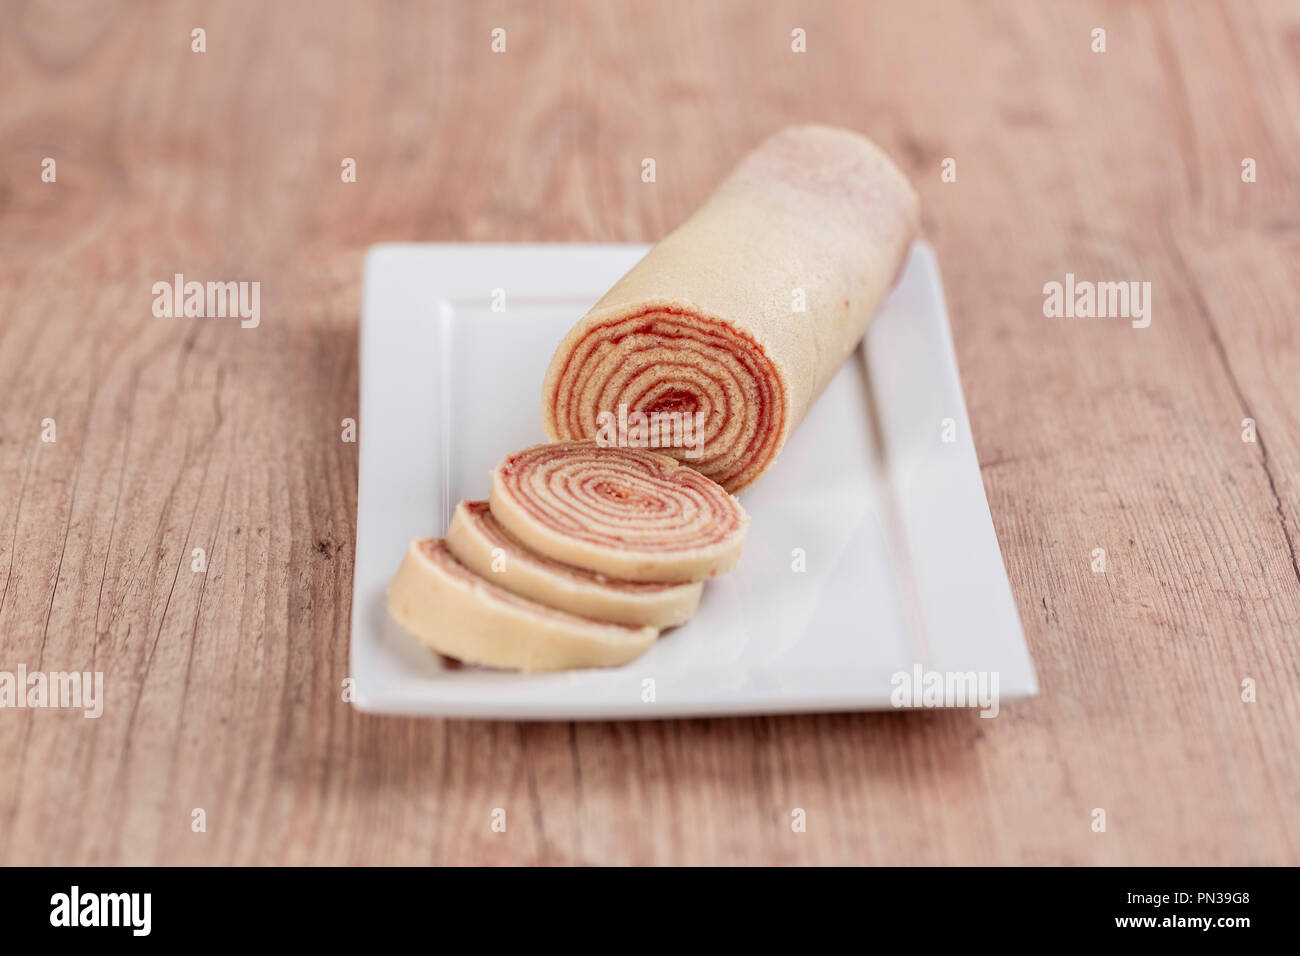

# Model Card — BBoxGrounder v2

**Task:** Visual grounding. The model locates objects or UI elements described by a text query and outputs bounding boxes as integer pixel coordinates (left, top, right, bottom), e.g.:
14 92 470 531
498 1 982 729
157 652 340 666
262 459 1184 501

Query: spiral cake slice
446 500 703 628
489 441 748 583
542 124 920 493
387 538 657 672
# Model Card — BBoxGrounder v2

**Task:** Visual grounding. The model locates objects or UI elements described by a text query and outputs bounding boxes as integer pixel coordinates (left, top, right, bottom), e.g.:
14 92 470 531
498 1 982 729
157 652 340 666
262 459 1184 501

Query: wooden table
2 0 1297 865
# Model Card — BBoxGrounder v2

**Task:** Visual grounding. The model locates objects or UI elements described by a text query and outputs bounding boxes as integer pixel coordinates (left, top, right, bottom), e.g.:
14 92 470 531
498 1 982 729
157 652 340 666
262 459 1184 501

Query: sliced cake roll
489 440 748 583
387 538 657 672
542 124 919 492
446 500 702 628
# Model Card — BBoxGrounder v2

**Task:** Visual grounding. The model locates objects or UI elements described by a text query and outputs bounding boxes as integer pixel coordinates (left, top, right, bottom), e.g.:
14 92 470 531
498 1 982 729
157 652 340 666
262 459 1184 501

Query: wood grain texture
1 0 1297 865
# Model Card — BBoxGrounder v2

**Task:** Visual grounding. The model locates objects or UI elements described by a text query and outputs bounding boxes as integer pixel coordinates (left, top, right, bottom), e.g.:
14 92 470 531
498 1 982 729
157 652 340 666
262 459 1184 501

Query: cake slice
489 440 748 582
387 538 657 672
446 500 702 628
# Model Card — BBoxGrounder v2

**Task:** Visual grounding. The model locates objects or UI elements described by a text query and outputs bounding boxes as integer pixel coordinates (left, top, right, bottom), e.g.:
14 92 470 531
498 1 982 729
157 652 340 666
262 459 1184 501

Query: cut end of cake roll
542 301 790 495
541 124 920 493
445 499 703 628
387 538 658 672
489 440 748 583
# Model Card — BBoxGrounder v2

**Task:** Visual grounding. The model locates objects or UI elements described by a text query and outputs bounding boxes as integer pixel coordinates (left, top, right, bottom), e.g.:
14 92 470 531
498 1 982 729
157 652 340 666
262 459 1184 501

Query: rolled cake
541 124 920 492
387 538 658 671
489 440 748 583
445 500 703 628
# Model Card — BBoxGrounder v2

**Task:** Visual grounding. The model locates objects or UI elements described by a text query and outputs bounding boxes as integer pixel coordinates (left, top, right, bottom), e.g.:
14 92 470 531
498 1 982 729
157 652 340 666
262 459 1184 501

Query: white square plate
351 242 1035 719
